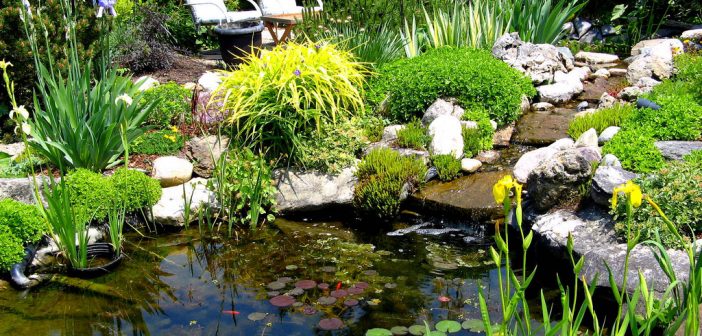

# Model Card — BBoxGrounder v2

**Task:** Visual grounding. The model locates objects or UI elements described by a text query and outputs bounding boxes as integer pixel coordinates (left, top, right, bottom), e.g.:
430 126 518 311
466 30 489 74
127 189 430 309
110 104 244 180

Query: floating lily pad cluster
365 319 486 335
425 243 493 271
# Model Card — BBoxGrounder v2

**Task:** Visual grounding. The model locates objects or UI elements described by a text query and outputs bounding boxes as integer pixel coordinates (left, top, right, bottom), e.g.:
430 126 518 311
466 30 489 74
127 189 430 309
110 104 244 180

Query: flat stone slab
409 170 510 221
274 167 357 213
512 108 578 146
523 207 692 297
578 76 628 103
0 176 52 205
654 141 702 161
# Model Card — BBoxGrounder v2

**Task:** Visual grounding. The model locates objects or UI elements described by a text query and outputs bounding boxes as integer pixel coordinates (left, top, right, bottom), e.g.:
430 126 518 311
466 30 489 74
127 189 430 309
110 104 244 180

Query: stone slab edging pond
274 167 357 214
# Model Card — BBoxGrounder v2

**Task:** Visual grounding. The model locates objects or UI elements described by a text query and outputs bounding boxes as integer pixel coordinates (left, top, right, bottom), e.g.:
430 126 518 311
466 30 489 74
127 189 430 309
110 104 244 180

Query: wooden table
261 13 305 45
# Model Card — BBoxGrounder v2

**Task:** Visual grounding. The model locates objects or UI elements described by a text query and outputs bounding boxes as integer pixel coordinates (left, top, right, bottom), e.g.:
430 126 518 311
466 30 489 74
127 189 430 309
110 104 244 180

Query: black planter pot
67 243 123 278
214 20 264 67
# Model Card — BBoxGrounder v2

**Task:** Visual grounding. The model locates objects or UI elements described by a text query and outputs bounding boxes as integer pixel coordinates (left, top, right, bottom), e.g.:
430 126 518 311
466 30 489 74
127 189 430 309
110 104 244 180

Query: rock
0 142 25 159
654 141 702 160
381 125 405 143
151 156 193 187
513 138 575 184
183 82 198 90
527 148 600 212
532 102 554 111
593 68 610 79
601 153 622 167
563 22 575 35
198 72 223 92
537 79 584 104
598 126 620 145
590 166 638 206
627 43 675 83
186 135 230 178
556 46 575 65
598 92 618 109
493 124 514 147
575 51 619 64
579 28 604 44
0 177 48 204
609 68 627 77
428 115 464 159
489 120 498 130
631 38 684 56
636 77 661 92
274 167 356 213
460 158 482 173
575 128 598 147
492 33 572 85
681 29 702 40
151 178 217 227
135 75 159 91
394 148 430 163
574 17 592 38
576 101 589 112
521 95 531 114
525 207 690 298
601 24 616 36
460 120 478 129
475 150 500 164
618 86 643 101
422 98 464 125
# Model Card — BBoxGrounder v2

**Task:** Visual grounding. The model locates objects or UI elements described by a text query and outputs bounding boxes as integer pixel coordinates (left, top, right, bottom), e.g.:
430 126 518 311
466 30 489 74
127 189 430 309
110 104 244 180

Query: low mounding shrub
602 129 665 173
674 54 702 102
367 48 535 126
615 154 702 248
462 109 494 157
354 148 426 219
0 225 24 272
296 120 368 174
0 199 46 244
62 169 117 225
110 168 162 214
623 95 702 141
214 41 367 159
396 119 430 150
140 83 192 128
131 128 185 155
567 104 635 140
432 155 461 182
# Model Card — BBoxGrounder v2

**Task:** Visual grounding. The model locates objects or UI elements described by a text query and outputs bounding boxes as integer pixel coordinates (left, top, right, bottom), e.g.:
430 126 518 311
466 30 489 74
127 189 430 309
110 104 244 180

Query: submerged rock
590 166 638 206
274 167 357 213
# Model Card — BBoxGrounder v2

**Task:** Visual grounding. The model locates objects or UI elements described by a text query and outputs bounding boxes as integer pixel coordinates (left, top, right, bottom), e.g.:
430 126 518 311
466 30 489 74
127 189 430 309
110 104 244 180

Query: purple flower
293 69 301 77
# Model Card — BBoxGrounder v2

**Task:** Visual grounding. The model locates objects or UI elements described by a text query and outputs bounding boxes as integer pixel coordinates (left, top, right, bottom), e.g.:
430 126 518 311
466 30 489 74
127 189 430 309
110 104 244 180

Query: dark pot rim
67 242 123 278
215 20 264 35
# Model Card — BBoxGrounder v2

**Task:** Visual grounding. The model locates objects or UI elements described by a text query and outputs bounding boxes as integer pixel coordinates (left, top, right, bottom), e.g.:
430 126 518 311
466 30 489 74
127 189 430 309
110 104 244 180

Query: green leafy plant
110 167 162 214
296 119 368 174
396 119 430 150
602 129 665 173
509 0 587 44
131 127 185 155
623 95 702 141
0 225 25 272
41 179 90 269
368 47 535 125
312 22 405 68
567 104 635 140
462 109 494 157
357 115 386 143
140 83 192 128
354 148 426 219
432 154 461 182
0 198 46 244
62 168 117 225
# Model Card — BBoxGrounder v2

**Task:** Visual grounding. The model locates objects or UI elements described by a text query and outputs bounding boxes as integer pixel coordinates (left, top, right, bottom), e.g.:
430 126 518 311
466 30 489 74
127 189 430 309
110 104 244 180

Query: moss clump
432 155 461 182
0 225 25 272
396 119 430 150
0 199 46 244
354 148 426 219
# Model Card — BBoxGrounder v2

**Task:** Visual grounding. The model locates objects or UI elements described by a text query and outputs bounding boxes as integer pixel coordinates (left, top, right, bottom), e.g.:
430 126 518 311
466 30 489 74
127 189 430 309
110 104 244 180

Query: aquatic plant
42 179 90 269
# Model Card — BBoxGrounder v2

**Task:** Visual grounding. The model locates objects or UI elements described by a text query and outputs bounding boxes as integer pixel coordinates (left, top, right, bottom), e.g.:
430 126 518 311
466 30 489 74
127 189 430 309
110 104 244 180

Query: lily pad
295 279 317 290
320 266 336 273
461 319 484 332
267 291 280 297
318 296 337 305
267 281 286 290
408 325 426 335
318 318 344 331
348 286 364 295
343 299 359 307
269 295 295 308
302 305 317 315
331 289 348 298
247 312 267 321
277 276 293 283
285 265 298 271
390 326 409 335
365 328 393 336
427 332 446 336
435 320 461 333
355 282 370 289
363 270 378 276
384 283 397 289
317 283 330 290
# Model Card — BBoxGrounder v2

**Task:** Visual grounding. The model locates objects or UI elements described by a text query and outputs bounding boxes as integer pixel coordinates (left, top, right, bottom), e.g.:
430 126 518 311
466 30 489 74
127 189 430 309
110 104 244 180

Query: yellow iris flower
611 180 642 208
493 175 521 204
0 60 12 70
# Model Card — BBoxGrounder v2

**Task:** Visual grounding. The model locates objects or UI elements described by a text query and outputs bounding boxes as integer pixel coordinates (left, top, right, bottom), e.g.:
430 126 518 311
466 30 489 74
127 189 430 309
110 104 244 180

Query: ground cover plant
368 47 535 125
602 128 665 173
353 148 426 219
432 154 461 181
131 127 185 155
295 119 368 174
461 109 494 157
0 225 25 272
396 119 430 150
567 103 634 140
0 198 46 244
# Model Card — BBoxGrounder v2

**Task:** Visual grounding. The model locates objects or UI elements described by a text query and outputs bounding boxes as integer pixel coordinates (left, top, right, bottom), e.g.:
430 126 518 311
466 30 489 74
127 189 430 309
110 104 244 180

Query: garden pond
0 215 531 335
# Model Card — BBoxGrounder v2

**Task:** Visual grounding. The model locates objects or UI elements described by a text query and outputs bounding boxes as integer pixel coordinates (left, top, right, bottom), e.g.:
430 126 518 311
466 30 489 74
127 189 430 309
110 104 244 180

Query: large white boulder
428 115 464 159
152 156 193 187
575 51 619 64
422 98 465 125
198 72 223 92
513 138 574 183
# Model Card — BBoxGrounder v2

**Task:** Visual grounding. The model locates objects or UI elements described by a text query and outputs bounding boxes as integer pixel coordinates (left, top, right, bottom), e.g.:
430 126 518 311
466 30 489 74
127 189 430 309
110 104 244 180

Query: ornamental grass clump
462 109 494 157
396 119 430 150
214 41 367 159
567 104 635 140
432 154 461 182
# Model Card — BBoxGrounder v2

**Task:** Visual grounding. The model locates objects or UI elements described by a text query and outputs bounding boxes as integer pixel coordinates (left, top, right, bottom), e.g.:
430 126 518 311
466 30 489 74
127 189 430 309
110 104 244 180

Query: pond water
0 216 517 335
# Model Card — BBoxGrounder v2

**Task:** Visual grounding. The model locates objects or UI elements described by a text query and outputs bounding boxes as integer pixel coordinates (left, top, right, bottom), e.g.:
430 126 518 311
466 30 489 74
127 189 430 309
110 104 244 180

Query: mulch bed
143 53 221 85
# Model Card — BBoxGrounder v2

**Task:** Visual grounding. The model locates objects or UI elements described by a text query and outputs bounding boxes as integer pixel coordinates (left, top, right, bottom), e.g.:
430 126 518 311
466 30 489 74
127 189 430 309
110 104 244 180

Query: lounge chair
258 0 323 16
185 0 263 29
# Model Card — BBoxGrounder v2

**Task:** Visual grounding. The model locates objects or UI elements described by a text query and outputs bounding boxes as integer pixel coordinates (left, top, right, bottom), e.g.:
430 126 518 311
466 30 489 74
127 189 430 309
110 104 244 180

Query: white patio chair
258 0 323 16
185 0 263 29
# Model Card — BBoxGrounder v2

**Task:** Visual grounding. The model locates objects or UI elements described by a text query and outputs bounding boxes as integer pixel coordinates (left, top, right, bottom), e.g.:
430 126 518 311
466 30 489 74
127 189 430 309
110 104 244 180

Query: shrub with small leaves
62 169 117 224
296 119 368 174
0 225 24 272
461 109 494 157
396 119 430 150
602 129 665 173
110 168 162 213
0 198 46 244
623 95 702 141
140 83 192 128
432 154 461 182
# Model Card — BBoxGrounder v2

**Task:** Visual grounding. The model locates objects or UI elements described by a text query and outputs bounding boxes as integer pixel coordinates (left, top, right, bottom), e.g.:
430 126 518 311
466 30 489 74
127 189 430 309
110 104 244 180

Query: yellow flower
169 125 179 133
492 175 515 204
0 60 12 70
611 181 642 208
164 134 177 143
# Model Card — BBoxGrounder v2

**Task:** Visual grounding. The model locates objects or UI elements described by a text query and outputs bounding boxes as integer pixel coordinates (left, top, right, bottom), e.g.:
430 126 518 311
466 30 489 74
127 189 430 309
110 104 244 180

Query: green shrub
140 83 192 128
0 199 46 244
357 115 386 143
567 104 635 140
110 168 162 213
615 159 702 248
367 48 535 125
131 128 185 155
461 109 494 157
684 150 702 165
432 154 461 182
214 41 367 160
296 120 368 174
674 54 702 101
396 119 430 150
0 225 24 272
62 169 117 224
354 148 426 219
624 95 702 141
601 129 665 173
